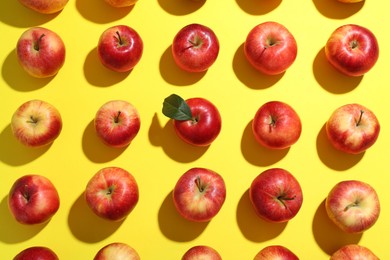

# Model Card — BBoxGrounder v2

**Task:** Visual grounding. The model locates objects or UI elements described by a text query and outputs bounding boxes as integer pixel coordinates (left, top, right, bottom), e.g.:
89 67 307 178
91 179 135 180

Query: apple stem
114 111 121 124
195 176 204 192
34 34 46 51
106 186 113 195
277 194 296 208
350 40 359 49
344 200 359 211
188 36 202 48
356 110 364 126
115 31 123 45
27 116 38 124
23 185 30 201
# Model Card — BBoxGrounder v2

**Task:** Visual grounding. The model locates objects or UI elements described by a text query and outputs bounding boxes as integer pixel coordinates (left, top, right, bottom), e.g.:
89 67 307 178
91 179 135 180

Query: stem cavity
195 176 204 192
34 34 46 51
116 31 123 45
114 111 121 124
356 110 364 126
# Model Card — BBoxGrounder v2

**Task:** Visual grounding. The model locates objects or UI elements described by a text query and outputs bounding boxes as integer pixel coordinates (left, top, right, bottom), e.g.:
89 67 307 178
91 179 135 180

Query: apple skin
173 98 222 146
94 242 140 260
94 100 141 148
14 246 59 260
337 0 363 2
8 174 60 225
173 167 226 222
252 101 302 149
11 99 62 147
104 0 138 7
330 244 379 260
244 21 297 75
326 180 380 233
172 23 219 72
182 245 222 260
85 167 139 221
18 0 68 14
250 168 303 223
16 27 66 78
254 245 299 260
326 103 380 154
325 24 379 77
98 25 143 72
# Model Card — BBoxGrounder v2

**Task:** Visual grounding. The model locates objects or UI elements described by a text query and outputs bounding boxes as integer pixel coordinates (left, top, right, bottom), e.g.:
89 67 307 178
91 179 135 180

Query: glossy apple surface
14 246 59 260
163 94 222 146
104 0 138 7
252 101 302 149
85 167 139 221
254 245 299 260
172 23 219 72
16 27 66 78
250 168 303 223
173 167 226 222
326 103 380 154
94 242 140 260
98 25 143 72
326 180 380 233
244 21 297 75
94 100 141 148
11 99 62 147
8 175 60 225
18 0 69 14
330 244 379 260
325 24 379 76
182 245 222 260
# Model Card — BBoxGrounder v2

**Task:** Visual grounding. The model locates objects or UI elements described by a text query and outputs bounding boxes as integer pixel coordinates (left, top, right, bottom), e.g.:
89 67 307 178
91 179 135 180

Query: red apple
326 180 380 233
98 25 143 72
244 21 297 75
182 245 222 260
252 101 302 149
172 23 219 72
331 244 379 260
173 167 226 222
94 242 140 260
250 168 303 223
94 100 141 148
8 174 60 225
104 0 138 7
18 0 69 14
325 24 379 76
16 27 66 78
11 99 62 147
326 103 380 154
162 94 222 146
14 246 59 260
254 245 299 260
85 167 139 221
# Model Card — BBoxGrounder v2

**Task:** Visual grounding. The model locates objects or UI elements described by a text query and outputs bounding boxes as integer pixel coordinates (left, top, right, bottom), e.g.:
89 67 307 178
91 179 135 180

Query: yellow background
0 0 389 259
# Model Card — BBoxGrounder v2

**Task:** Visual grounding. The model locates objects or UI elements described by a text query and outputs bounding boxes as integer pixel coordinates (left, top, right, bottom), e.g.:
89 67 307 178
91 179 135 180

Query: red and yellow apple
16 27 66 78
94 100 141 148
254 245 299 260
104 0 138 8
8 174 60 225
14 246 59 260
94 242 140 260
326 180 380 233
182 245 222 260
330 244 379 260
18 0 69 14
11 99 62 147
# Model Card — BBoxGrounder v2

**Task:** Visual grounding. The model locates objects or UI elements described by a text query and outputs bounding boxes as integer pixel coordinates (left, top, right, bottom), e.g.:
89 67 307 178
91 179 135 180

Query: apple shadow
82 119 127 163
68 192 124 243
312 199 362 255
313 47 362 94
236 189 287 242
0 0 59 27
235 0 282 15
0 124 51 166
233 43 284 90
76 0 133 23
0 195 48 243
312 0 364 19
1 49 53 91
157 0 205 15
159 45 206 86
83 47 131 87
148 113 209 163
241 120 289 166
316 123 364 171
158 191 209 242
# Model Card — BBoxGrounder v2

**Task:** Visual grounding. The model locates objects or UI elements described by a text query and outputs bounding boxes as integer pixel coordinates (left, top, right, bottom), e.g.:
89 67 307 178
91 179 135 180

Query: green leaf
162 94 193 121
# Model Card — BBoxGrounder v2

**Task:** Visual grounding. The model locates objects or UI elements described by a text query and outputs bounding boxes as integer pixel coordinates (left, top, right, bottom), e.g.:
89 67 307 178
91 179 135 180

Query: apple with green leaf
162 94 222 146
